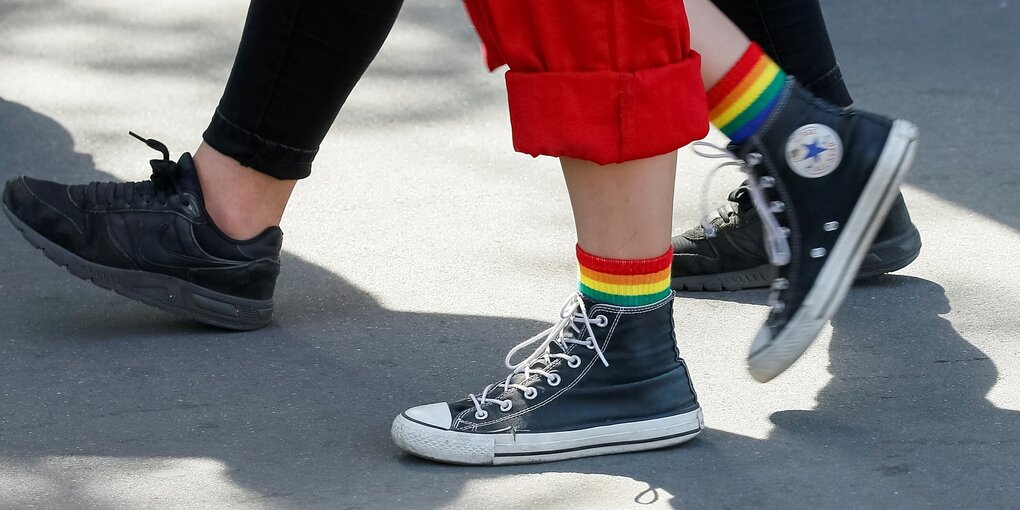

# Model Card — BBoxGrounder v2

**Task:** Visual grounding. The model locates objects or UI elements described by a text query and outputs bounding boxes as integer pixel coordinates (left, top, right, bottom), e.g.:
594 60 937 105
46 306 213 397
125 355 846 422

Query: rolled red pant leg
463 0 709 165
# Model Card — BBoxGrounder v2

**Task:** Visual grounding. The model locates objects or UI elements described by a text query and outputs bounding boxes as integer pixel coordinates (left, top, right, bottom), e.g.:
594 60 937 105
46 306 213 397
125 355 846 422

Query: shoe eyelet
547 374 561 387
770 201 786 213
523 387 538 400
780 227 791 238
772 277 789 290
474 410 488 420
499 401 513 412
759 175 775 188
181 192 201 218
810 247 827 258
594 315 609 328
567 356 582 369
823 221 840 232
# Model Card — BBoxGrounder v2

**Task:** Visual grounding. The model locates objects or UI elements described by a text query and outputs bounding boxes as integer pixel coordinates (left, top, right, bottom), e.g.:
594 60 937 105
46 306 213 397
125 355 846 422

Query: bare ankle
192 143 297 240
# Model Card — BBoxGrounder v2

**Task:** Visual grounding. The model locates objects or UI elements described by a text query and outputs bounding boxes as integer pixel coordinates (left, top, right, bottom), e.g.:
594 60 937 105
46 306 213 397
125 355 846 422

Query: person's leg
1 0 405 329
562 154 677 260
198 0 404 239
711 0 852 106
394 0 706 465
192 143 296 240
672 0 922 292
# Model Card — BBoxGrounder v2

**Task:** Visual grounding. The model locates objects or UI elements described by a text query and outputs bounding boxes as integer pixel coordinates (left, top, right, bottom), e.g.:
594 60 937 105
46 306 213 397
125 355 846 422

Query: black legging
202 0 405 179
201 0 850 181
714 0 852 107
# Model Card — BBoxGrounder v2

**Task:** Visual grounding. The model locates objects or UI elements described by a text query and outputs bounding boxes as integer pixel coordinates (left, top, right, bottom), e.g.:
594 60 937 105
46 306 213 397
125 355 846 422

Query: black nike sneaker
670 185 921 292
1 133 282 330
721 81 918 382
392 292 703 465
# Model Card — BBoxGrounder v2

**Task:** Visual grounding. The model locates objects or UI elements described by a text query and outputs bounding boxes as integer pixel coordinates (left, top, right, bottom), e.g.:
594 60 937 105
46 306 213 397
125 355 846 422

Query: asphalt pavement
1 0 1018 508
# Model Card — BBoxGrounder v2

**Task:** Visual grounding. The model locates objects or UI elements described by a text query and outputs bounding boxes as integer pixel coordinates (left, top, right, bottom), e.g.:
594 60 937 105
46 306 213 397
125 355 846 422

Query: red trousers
464 0 709 165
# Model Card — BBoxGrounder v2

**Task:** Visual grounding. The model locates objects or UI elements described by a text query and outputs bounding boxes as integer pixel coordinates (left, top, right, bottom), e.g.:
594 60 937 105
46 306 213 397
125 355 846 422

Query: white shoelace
468 292 609 420
692 141 792 267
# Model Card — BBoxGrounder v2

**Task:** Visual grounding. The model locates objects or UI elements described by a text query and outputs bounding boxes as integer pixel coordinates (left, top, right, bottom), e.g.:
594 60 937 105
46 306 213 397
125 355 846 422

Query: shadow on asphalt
2 97 1018 508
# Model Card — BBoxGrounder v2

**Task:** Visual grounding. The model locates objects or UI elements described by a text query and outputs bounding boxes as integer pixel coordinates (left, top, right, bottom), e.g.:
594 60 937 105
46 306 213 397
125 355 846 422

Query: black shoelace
85 132 187 208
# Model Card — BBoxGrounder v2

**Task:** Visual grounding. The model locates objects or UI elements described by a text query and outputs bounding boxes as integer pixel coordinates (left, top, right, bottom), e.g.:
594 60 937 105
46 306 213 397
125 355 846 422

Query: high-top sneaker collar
173 152 204 199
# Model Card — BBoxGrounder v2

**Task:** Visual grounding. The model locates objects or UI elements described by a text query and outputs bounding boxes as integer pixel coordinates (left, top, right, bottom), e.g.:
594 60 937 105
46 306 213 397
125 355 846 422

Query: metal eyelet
810 247 827 258
499 401 513 412
524 388 538 400
567 356 582 368
594 315 609 327
770 201 786 213
474 410 488 420
181 192 201 219
772 277 789 290
547 374 561 387
759 175 775 188
781 227 791 238
823 221 840 232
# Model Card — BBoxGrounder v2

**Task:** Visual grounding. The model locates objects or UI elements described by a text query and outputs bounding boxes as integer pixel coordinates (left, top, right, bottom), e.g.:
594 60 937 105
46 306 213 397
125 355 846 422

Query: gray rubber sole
3 203 273 331
671 222 922 292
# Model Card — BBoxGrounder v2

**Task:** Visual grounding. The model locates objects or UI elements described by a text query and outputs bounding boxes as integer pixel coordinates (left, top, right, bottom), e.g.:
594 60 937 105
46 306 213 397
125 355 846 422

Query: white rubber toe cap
402 402 453 430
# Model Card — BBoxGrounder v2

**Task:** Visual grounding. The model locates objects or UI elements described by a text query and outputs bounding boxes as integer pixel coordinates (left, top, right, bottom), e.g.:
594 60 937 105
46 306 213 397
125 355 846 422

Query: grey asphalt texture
1 0 1018 508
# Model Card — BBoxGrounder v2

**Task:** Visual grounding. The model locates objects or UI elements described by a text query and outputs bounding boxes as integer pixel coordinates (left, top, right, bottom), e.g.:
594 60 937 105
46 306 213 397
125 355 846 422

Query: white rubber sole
391 407 704 466
748 119 919 383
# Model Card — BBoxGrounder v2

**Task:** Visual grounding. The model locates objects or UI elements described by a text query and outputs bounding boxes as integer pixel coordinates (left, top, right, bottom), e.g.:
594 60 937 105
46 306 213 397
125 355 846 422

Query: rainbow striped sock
576 245 672 307
708 43 788 143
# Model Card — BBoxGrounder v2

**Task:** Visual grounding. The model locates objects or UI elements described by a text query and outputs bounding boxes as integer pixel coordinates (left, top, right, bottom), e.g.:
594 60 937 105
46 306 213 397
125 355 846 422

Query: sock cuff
707 43 766 106
707 43 787 141
575 244 672 275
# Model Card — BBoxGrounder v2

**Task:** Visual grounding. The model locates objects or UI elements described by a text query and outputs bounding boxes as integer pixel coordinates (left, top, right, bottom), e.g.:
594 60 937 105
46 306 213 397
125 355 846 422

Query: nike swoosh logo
136 222 239 270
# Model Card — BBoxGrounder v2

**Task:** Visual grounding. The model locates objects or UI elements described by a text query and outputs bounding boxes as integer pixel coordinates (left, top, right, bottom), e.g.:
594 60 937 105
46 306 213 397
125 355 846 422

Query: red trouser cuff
505 54 710 165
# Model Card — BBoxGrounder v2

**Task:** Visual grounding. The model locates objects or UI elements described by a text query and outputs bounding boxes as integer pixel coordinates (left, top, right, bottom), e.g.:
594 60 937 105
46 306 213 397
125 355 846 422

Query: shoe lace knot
467 292 609 420
692 142 791 267
88 132 187 209
130 131 185 200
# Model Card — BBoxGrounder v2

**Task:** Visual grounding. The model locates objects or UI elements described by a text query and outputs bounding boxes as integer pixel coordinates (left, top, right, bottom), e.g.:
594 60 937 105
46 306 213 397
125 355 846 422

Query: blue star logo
803 138 827 161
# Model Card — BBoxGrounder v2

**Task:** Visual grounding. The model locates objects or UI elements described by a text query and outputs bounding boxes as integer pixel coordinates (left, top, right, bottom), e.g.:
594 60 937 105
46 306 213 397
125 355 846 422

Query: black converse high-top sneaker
392 292 703 465
2 133 282 330
729 81 918 382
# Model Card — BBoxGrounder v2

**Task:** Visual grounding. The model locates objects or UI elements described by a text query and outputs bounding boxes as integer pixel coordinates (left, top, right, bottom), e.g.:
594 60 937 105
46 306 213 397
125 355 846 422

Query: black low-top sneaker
725 81 918 382
670 185 921 291
391 292 703 465
1 133 282 330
